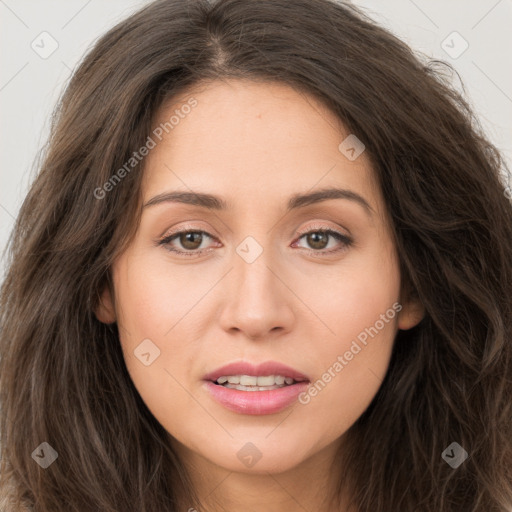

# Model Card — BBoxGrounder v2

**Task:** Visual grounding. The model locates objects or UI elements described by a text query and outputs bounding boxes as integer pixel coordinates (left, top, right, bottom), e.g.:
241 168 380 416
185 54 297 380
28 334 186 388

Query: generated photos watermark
298 301 402 404
93 97 197 199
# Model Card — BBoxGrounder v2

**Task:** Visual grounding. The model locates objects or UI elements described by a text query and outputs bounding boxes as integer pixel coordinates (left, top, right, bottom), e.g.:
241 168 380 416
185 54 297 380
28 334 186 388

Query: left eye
158 228 352 257
158 230 217 256
293 229 352 253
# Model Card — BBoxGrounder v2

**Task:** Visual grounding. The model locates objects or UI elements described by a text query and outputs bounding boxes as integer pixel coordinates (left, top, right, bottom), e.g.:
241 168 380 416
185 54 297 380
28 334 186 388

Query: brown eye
293 228 353 255
305 231 329 250
158 229 217 256
178 231 204 250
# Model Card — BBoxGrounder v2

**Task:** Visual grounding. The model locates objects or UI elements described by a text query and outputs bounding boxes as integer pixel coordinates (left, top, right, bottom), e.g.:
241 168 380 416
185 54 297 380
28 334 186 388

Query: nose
217 244 296 341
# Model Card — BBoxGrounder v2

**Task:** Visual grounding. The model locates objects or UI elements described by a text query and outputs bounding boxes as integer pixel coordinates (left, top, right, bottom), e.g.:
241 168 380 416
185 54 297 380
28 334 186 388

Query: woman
1 0 511 510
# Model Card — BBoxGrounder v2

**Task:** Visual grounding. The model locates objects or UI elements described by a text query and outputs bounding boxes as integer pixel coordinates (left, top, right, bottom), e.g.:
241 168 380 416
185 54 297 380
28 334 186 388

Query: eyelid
158 221 218 240
294 221 350 237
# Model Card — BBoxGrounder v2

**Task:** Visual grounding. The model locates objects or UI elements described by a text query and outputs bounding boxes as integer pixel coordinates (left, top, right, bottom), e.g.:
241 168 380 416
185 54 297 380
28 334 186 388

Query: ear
94 281 116 324
397 295 425 330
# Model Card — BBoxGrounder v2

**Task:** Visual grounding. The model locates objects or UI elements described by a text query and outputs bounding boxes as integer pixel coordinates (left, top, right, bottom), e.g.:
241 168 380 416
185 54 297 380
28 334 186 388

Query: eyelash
157 225 353 258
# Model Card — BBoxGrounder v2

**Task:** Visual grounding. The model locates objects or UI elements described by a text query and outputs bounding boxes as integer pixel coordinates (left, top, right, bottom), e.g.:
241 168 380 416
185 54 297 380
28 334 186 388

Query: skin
95 78 424 512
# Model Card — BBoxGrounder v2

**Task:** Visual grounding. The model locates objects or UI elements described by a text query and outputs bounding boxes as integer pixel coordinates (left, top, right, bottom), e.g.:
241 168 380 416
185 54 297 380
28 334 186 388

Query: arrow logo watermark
338 134 365 161
441 441 469 468
31 442 58 469
134 338 161 366
237 442 262 468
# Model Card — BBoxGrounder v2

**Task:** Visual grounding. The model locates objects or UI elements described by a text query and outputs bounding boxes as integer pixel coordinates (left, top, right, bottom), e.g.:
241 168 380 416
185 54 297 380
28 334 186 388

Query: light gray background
1 0 511 277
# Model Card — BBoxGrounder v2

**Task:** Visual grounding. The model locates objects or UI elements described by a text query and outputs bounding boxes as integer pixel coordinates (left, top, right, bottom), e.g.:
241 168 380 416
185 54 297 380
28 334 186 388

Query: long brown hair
1 0 511 510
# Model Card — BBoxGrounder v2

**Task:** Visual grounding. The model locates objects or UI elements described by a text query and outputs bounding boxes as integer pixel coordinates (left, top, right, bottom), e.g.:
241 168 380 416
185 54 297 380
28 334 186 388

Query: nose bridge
218 234 295 338
233 235 282 307
236 238 275 293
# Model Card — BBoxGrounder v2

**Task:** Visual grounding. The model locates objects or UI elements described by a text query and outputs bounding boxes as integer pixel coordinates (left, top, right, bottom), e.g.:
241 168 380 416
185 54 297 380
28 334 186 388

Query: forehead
143 79 383 216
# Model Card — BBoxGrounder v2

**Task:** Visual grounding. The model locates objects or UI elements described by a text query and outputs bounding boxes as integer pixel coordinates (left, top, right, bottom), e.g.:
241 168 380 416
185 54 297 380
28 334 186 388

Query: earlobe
397 298 425 331
94 283 116 324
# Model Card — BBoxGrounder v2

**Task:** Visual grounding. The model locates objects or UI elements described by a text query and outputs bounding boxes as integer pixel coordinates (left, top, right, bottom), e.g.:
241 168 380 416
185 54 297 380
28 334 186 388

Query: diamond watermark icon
338 134 365 161
31 442 58 469
237 442 262 468
236 236 263 264
442 441 469 468
134 338 161 366
441 31 469 59
31 31 59 59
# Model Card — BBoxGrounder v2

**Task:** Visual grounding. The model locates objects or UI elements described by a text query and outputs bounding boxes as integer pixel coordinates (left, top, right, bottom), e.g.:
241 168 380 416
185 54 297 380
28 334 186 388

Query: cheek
113 250 214 341
302 236 400 353
111 253 212 427
295 307 399 443
296 243 400 425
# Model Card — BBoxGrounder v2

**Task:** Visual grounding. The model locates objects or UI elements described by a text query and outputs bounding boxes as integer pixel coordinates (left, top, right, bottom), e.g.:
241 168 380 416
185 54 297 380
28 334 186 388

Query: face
96 79 423 476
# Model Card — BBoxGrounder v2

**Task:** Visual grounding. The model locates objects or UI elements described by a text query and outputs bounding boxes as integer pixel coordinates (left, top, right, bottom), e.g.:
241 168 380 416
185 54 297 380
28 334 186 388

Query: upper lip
204 361 310 383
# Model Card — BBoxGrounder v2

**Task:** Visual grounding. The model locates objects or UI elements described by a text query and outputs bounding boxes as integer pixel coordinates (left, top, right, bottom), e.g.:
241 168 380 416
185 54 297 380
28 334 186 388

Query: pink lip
202 361 310 415
204 381 309 415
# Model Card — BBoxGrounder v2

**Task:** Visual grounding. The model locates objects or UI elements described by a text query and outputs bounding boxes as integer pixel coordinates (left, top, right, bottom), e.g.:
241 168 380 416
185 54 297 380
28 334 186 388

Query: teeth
215 374 297 387
255 375 275 386
240 375 258 386
223 383 285 391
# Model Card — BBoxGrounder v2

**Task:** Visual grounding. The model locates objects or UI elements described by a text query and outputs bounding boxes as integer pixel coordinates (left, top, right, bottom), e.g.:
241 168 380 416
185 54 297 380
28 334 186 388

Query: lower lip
203 381 309 415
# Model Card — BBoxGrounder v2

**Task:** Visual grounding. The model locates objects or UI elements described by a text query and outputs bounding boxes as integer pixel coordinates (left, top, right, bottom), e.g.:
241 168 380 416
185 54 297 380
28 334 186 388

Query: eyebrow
143 187 374 216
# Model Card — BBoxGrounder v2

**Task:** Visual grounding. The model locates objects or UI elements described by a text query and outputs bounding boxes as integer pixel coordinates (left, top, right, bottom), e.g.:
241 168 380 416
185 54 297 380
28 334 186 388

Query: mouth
202 361 310 415
212 374 306 391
